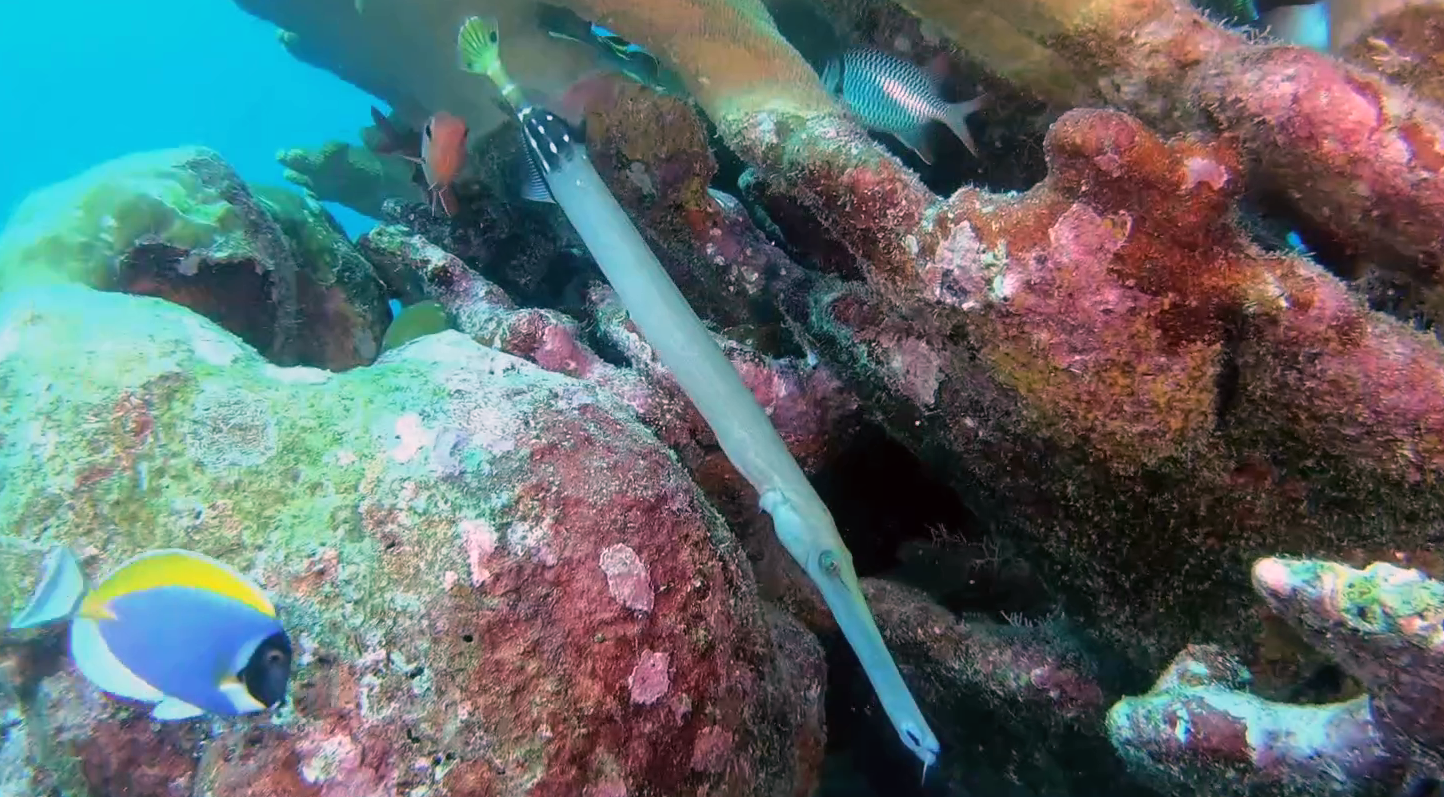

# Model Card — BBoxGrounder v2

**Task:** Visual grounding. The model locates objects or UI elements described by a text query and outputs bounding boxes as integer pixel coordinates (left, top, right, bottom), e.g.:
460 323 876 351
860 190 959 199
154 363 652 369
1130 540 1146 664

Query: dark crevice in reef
813 423 977 577
810 424 1054 619
119 243 280 357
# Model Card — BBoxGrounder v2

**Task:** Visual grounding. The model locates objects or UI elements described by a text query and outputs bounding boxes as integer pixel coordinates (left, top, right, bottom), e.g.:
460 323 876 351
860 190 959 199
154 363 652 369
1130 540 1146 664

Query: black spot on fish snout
488 29 498 44
241 631 293 708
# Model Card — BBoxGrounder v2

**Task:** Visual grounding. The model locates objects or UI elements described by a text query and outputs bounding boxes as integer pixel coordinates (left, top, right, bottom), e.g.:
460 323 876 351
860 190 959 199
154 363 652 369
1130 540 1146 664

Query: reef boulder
0 147 388 371
0 283 824 797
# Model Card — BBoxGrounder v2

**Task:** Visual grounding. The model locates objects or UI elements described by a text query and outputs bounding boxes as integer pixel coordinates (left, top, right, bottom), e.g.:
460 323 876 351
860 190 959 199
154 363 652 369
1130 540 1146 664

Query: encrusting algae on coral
3 0 1444 794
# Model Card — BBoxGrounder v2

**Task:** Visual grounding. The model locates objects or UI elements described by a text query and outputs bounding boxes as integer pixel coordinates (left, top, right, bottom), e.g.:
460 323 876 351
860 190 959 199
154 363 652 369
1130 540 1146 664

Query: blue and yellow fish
534 3 685 96
9 546 292 720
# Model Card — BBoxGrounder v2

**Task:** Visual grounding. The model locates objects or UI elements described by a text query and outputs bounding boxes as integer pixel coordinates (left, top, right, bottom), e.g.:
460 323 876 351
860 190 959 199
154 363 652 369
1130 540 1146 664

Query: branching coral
277 139 423 218
876 0 1444 286
1110 556 1444 795
231 0 1444 784
742 105 1444 659
357 223 857 491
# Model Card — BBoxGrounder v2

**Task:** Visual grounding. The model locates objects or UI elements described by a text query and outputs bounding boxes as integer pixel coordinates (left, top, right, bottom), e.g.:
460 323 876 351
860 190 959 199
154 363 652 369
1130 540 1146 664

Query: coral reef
0 147 388 370
1109 555 1444 796
833 0 1444 279
357 222 862 626
354 55 1444 670
0 281 824 797
10 0 1444 790
278 139 425 218
849 579 1153 796
762 105 1444 660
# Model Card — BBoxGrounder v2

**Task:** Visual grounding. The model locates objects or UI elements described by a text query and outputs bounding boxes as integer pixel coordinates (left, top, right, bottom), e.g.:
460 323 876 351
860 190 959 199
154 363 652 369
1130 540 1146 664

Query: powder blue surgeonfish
9 546 293 720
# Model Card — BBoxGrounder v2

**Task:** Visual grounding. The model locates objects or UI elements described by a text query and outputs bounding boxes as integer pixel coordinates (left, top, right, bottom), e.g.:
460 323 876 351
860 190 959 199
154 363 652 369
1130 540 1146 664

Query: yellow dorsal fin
80 549 275 619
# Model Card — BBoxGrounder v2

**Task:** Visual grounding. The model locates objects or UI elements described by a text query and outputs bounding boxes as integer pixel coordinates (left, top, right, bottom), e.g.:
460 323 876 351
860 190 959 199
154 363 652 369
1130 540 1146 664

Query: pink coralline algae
460 518 497 587
628 650 671 705
0 284 825 797
599 543 655 613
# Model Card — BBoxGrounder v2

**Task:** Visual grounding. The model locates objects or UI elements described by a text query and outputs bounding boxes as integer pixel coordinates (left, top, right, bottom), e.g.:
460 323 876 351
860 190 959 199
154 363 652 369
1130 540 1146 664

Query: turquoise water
0 0 378 235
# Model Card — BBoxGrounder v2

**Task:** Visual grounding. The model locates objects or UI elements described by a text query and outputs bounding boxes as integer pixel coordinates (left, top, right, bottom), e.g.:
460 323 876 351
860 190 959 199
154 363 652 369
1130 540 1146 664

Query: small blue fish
535 4 684 95
9 546 293 720
821 48 986 163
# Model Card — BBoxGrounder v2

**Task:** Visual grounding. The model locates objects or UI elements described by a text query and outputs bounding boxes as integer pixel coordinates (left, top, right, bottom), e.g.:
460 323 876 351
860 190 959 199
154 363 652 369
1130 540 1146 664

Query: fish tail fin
9 546 88 630
457 16 523 108
940 93 988 158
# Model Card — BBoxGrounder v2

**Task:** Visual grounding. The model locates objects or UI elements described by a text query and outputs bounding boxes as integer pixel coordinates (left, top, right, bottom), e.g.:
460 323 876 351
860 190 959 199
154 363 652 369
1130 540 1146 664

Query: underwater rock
747 107 1444 663
0 284 824 797
358 222 862 627
1107 556 1444 796
278 138 425 219
0 147 302 364
0 147 388 371
1108 644 1403 796
251 185 391 370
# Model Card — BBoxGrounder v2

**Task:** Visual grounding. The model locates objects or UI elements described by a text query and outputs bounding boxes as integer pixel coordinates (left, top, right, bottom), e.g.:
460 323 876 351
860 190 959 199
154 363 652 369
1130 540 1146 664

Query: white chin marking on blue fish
220 679 268 713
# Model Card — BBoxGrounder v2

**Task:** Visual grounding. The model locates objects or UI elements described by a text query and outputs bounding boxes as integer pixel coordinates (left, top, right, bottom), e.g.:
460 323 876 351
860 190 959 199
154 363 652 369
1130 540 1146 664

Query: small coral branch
1107 644 1403 796
1111 556 1444 795
881 0 1444 278
1253 556 1444 772
357 224 856 479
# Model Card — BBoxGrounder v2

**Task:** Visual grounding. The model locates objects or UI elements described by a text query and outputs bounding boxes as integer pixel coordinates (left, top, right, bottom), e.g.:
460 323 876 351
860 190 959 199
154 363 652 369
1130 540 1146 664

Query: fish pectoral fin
151 696 205 721
10 546 87 630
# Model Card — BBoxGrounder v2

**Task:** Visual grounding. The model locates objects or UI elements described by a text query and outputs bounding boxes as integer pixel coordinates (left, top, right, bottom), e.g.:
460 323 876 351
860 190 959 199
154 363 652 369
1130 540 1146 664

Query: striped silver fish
821 48 986 163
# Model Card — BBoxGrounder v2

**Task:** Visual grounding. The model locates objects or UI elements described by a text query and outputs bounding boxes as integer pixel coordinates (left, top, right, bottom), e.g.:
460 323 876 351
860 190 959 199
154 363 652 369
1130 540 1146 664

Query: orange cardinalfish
367 107 469 216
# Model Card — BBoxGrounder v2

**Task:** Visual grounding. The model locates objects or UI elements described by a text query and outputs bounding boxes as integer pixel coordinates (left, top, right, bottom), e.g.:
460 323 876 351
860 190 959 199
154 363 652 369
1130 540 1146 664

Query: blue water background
0 1 379 237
